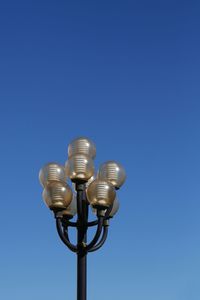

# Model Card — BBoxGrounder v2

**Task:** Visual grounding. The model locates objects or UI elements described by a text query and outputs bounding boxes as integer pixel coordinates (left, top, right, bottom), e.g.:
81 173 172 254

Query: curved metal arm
85 216 104 251
87 220 98 227
56 218 77 253
66 220 77 227
105 203 113 219
88 225 108 252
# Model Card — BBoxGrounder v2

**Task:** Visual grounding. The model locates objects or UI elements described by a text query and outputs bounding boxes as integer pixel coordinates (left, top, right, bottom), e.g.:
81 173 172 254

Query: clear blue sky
0 1 200 299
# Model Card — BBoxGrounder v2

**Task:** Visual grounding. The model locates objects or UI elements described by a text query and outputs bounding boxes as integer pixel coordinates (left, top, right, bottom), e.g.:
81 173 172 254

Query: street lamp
39 137 126 300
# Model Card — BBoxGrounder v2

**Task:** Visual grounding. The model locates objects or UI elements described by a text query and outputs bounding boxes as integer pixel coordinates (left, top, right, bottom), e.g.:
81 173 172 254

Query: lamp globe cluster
39 163 73 211
39 137 126 300
39 138 126 214
65 137 95 182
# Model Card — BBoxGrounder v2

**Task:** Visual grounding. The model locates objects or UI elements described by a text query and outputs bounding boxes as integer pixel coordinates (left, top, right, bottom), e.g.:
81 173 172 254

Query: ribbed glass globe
39 162 66 187
42 181 73 211
98 161 126 189
92 196 120 217
65 154 94 182
56 193 77 218
68 137 96 158
86 179 116 209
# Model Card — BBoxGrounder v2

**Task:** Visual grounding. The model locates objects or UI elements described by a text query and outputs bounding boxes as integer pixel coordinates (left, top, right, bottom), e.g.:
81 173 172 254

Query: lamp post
39 137 126 300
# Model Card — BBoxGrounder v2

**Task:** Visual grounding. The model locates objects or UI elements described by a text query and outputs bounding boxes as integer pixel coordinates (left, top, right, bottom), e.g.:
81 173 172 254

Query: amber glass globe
98 161 126 189
56 193 77 218
42 181 73 211
65 154 94 182
86 179 116 209
92 196 120 217
39 162 66 187
68 137 96 158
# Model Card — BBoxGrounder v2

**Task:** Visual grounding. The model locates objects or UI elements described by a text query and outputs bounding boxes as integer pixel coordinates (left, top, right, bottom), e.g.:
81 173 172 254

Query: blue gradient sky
0 1 200 299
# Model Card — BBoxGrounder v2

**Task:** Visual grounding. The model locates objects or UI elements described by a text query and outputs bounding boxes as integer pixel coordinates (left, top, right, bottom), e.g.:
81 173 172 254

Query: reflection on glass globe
56 193 77 218
65 154 94 182
92 196 120 217
68 137 96 158
109 197 120 217
42 181 73 211
86 175 96 187
86 179 116 209
98 161 126 189
39 162 66 187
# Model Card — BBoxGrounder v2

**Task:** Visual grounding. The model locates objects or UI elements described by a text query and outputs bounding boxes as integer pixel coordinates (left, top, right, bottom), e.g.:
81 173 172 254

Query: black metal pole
76 183 88 300
77 246 87 300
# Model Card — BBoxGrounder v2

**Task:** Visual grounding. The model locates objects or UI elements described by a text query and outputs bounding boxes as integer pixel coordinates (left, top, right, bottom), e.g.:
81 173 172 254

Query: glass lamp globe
65 154 94 182
39 162 66 187
42 181 73 211
68 137 96 158
56 193 77 219
92 196 120 217
86 179 116 209
98 161 126 189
